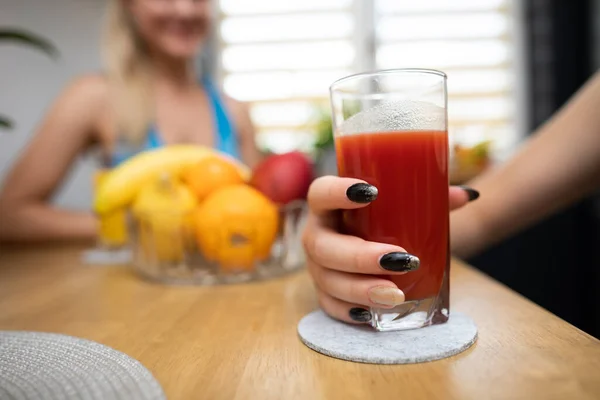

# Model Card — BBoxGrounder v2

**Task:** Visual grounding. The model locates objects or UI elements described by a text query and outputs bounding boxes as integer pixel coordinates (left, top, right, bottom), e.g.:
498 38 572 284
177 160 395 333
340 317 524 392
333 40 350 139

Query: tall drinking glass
330 69 449 332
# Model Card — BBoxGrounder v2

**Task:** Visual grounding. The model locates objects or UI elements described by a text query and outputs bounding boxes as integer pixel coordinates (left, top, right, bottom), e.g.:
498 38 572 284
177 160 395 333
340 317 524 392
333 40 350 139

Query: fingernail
349 307 372 322
459 185 480 201
368 286 405 307
379 252 420 272
346 183 378 203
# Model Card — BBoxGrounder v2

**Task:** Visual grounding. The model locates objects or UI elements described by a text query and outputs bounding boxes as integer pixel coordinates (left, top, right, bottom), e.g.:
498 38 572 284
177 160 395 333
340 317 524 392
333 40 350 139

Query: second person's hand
302 175 479 325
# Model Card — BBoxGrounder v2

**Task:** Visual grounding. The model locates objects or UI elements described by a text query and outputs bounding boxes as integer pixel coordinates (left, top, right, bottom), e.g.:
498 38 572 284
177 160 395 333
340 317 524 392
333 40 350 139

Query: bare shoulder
224 95 251 120
223 95 254 136
61 74 110 107
47 74 112 140
222 95 262 166
29 73 113 147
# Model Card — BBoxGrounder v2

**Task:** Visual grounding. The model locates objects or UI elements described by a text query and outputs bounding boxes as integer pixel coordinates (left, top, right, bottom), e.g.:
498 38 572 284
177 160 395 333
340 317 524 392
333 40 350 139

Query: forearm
0 202 98 243
451 72 600 259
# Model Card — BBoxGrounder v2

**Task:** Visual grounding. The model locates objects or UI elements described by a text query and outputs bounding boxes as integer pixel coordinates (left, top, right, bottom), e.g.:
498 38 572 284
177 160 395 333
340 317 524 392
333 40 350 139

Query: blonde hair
102 0 154 142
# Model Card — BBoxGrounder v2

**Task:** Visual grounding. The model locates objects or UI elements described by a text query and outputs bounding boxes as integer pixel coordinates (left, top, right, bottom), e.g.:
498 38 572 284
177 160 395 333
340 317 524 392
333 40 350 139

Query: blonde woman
0 0 260 242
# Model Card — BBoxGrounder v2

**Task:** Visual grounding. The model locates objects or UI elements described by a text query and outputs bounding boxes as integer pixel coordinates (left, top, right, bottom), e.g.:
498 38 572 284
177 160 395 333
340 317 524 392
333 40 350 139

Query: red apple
250 151 314 205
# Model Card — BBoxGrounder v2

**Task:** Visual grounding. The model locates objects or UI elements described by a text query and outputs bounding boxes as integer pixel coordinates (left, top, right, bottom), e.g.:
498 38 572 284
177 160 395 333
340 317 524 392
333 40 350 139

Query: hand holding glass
330 69 449 331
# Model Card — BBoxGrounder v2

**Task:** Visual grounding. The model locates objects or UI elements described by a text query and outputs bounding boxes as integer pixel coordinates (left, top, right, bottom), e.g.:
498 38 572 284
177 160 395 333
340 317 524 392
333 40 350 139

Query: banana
94 145 251 215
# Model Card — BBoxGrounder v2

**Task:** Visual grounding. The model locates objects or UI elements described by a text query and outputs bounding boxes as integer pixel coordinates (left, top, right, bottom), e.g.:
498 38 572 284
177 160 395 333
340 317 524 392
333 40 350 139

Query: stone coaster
0 331 166 400
298 310 477 364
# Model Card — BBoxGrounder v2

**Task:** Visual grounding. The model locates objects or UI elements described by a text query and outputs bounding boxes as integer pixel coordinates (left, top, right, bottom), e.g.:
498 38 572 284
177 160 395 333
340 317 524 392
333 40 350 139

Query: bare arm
0 76 107 243
226 97 262 168
451 71 600 259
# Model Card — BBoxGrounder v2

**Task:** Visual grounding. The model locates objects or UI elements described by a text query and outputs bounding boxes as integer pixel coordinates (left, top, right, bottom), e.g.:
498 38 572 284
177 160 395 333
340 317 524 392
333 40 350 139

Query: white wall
0 0 105 210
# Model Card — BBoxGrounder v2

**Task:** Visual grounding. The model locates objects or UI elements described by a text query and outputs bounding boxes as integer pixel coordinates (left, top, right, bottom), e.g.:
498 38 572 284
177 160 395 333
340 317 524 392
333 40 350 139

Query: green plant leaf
0 28 58 132
0 115 14 130
311 105 334 152
0 29 58 59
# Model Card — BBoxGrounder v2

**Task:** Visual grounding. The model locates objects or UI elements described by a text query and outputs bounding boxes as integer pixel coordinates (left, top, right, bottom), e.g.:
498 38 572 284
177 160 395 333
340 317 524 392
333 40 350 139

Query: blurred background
1 0 599 337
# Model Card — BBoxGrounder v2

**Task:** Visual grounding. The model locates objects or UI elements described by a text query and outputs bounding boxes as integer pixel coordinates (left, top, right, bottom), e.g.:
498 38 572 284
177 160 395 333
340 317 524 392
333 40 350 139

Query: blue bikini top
110 77 240 167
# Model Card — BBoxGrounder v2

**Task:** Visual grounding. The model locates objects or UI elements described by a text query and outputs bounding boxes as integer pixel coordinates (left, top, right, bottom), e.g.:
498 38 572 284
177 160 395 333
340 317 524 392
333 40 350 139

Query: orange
194 184 279 272
183 156 245 202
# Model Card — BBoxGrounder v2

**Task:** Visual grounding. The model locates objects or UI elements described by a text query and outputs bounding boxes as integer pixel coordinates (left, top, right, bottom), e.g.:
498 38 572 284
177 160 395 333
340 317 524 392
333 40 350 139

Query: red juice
336 130 449 300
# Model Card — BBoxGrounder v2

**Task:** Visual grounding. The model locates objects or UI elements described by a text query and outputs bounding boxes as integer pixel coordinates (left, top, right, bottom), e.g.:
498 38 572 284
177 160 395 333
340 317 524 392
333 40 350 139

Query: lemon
132 173 197 263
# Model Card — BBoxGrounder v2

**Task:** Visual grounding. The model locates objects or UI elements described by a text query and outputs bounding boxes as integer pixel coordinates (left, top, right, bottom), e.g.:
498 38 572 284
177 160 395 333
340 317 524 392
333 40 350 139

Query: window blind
216 0 522 155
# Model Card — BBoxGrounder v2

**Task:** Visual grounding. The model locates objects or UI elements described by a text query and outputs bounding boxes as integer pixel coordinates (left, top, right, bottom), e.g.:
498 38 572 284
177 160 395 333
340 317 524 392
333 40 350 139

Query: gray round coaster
0 331 166 400
298 310 478 364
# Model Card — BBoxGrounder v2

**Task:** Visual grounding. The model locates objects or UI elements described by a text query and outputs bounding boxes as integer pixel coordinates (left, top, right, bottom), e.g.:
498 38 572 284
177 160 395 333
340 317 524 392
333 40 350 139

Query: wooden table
1 245 599 400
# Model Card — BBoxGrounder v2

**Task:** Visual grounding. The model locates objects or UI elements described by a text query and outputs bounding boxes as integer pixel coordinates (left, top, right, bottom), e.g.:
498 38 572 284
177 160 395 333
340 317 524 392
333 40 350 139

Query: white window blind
375 0 521 157
216 0 355 153
216 0 522 155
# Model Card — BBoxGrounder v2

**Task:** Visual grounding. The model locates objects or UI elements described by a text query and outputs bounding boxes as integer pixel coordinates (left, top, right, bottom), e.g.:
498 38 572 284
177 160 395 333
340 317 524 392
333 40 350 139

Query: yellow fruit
98 211 129 247
94 145 250 215
94 170 129 247
183 155 245 202
194 184 279 271
132 173 197 263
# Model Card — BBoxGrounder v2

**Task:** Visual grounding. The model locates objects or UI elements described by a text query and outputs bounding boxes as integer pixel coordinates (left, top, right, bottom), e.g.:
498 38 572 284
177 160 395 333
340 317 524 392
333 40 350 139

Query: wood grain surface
0 244 599 400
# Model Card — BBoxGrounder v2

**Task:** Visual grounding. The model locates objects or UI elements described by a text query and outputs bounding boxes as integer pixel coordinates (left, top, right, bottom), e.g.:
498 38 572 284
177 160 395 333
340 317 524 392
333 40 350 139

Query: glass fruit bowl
129 200 308 285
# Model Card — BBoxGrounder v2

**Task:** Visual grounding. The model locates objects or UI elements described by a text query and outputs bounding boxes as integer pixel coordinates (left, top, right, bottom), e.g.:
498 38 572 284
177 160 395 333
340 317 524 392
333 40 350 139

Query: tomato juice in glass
336 130 449 300
330 69 449 331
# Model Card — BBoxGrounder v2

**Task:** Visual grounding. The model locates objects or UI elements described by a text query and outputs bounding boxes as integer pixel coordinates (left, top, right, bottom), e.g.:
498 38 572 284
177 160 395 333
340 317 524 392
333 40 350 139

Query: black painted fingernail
379 252 420 272
459 185 480 201
346 183 378 203
349 307 372 322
